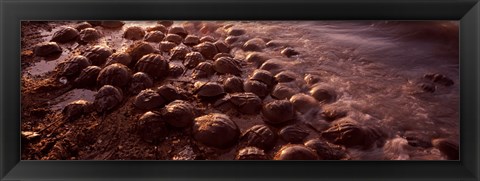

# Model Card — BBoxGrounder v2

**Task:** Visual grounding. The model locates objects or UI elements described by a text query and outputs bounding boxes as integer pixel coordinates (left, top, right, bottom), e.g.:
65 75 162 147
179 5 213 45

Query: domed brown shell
162 100 195 128
245 52 270 68
321 107 347 122
262 100 295 125
159 41 177 52
74 22 93 31
133 89 166 110
200 36 215 43
432 138 459 160
213 53 233 60
62 100 92 122
213 57 242 76
170 45 190 60
51 27 79 43
184 35 200 46
271 84 296 100
236 147 268 160
105 52 132 66
193 82 225 97
34 42 62 57
212 95 234 112
289 93 318 114
321 119 385 149
225 36 239 45
278 125 309 143
310 85 336 103
192 62 215 79
57 55 91 79
165 33 183 44
129 72 153 94
214 40 230 53
304 74 321 86
94 85 123 113
275 71 298 83
168 63 185 77
100 21 125 29
192 113 240 148
126 41 156 65
243 38 266 52
250 69 274 87
259 59 284 75
239 125 276 150
168 26 188 38
74 66 101 88
183 52 205 69
82 45 113 66
304 139 349 160
146 24 167 33
144 31 165 43
273 144 319 160
157 20 174 27
281 47 299 57
123 26 145 40
157 84 188 103
193 42 218 60
79 28 102 42
137 111 168 144
230 92 262 115
135 54 169 80
243 80 268 98
226 28 246 36
223 76 244 93
266 40 288 48
97 63 132 87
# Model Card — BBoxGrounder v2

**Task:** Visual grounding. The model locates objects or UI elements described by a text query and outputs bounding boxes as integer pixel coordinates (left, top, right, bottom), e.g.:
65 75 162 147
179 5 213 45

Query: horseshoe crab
135 53 169 80
223 76 244 93
213 57 242 75
193 42 218 60
105 52 132 66
129 72 154 95
184 35 200 46
243 80 268 98
162 100 195 128
230 92 262 114
79 28 102 43
126 41 156 65
94 85 123 113
74 66 101 88
57 55 91 79
133 89 166 110
137 111 168 144
278 125 309 143
82 45 113 66
34 42 62 57
144 31 165 43
273 144 319 160
192 113 240 148
97 63 132 87
239 125 276 150
51 27 79 43
262 100 295 125
183 52 205 69
235 147 268 160
123 26 145 40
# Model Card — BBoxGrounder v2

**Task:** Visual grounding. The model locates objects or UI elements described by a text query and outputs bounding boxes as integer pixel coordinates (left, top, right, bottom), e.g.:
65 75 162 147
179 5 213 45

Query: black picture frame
1 0 479 180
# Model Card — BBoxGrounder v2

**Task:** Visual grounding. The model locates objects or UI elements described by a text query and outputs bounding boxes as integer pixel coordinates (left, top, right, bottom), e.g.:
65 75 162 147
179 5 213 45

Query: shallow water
23 21 459 160
233 21 459 160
